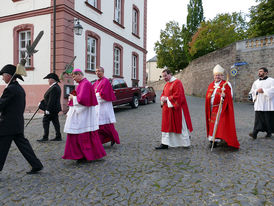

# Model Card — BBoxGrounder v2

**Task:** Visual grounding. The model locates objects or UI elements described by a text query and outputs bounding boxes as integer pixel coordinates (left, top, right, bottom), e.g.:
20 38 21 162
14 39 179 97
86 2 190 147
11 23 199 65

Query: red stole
205 80 240 148
161 79 193 133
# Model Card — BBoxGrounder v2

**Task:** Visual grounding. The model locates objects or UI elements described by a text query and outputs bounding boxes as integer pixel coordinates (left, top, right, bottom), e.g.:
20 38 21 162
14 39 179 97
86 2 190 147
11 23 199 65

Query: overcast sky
147 0 258 60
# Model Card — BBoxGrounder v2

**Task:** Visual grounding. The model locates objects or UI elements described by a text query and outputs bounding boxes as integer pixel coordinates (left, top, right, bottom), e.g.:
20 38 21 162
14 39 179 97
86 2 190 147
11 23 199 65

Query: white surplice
95 93 116 125
161 77 191 147
64 96 98 134
249 77 274 111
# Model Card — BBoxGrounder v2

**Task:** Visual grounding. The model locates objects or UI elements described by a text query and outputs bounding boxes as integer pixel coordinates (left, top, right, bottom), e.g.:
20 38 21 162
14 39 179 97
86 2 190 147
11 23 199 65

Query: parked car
109 78 141 108
139 86 156 105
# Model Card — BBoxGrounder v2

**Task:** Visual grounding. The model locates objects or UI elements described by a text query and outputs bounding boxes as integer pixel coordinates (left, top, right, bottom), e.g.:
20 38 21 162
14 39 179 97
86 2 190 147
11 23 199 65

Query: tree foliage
247 0 274 38
186 0 204 36
154 21 188 73
184 0 205 61
189 12 248 59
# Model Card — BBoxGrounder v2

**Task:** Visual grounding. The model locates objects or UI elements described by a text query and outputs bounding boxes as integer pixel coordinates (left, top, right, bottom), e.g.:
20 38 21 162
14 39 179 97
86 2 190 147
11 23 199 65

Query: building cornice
0 4 147 54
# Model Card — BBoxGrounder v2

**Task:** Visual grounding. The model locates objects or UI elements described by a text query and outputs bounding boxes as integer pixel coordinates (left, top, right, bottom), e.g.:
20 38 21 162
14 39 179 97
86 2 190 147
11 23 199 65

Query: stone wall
149 35 274 102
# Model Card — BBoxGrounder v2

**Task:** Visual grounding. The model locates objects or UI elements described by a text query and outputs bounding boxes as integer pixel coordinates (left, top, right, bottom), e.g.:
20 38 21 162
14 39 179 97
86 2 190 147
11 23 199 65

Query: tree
247 0 274 38
184 0 205 61
186 0 204 35
189 12 248 59
154 21 188 73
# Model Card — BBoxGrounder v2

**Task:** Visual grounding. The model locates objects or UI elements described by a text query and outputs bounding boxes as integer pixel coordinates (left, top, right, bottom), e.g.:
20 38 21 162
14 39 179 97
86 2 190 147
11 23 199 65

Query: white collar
214 81 221 85
169 76 176 82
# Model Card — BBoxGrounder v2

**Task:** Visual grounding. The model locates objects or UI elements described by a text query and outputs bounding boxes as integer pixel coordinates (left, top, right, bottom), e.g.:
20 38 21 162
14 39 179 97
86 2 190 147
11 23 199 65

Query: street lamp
73 19 83 36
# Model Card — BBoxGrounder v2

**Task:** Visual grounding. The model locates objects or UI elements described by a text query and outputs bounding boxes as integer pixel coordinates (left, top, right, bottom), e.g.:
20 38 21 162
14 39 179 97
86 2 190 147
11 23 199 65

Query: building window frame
113 43 123 78
132 5 140 38
85 30 101 73
13 24 34 70
131 52 139 80
113 0 125 29
85 0 102 14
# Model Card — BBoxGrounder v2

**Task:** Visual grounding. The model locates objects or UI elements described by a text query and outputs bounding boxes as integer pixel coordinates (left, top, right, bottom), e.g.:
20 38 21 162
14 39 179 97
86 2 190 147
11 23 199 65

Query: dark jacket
40 83 61 114
0 81 25 136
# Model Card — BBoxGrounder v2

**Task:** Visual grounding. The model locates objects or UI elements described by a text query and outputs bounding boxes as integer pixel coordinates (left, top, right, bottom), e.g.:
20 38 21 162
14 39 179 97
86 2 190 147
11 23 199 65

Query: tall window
114 0 121 24
87 37 96 71
132 6 139 36
19 30 31 67
87 0 97 8
132 55 137 79
114 48 121 76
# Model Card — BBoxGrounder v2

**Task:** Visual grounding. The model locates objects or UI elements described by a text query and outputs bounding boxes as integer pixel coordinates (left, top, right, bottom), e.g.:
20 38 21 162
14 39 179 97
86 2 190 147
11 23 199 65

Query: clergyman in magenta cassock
62 69 106 161
93 67 120 146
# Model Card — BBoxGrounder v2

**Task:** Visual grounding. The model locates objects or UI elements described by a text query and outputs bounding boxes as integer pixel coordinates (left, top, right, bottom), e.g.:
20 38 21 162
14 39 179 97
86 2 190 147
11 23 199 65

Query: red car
139 86 156 105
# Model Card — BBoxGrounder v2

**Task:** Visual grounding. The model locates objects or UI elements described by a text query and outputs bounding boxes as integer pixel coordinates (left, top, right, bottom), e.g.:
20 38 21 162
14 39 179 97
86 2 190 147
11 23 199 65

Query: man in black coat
0 64 43 174
37 73 62 142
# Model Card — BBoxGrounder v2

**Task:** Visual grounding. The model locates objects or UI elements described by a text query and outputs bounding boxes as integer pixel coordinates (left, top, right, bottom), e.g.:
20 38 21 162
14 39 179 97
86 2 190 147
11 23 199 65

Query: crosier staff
211 72 229 151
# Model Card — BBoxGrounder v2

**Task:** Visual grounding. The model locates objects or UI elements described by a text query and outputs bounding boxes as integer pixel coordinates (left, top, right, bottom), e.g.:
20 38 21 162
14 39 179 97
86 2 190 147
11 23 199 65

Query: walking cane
25 107 39 127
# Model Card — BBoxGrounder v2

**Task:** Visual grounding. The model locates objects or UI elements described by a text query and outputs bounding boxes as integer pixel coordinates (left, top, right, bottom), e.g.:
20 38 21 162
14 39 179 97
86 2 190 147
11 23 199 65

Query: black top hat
43 73 60 82
0 64 24 81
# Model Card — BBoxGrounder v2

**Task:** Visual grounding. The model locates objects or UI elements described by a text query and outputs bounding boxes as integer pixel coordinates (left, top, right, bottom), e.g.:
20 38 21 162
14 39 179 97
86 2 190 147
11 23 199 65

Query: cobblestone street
0 93 273 205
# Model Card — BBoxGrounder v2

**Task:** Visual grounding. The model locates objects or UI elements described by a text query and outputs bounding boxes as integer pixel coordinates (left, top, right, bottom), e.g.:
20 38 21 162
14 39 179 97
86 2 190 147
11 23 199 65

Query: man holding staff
205 64 240 149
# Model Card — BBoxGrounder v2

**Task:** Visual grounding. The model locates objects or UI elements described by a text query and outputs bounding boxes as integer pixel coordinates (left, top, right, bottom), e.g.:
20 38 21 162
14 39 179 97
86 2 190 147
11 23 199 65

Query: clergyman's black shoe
26 167 43 175
37 138 48 142
265 133 272 138
155 144 168 150
249 132 257 139
111 141 115 147
50 137 62 141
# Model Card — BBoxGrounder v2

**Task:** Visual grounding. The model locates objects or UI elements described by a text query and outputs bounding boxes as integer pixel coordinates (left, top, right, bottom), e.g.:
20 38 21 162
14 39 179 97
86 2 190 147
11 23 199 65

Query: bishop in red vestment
155 69 193 149
205 65 240 149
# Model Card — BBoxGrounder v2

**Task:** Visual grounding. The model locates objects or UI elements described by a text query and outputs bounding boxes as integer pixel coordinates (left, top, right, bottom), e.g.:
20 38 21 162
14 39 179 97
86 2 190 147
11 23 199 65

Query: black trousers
0 133 43 171
42 113 61 139
253 111 274 135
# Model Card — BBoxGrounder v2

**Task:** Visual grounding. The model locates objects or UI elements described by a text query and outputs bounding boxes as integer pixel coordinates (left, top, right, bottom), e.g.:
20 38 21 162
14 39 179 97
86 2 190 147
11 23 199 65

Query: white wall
0 15 51 85
74 22 144 86
74 0 145 87
0 0 50 17
75 0 144 49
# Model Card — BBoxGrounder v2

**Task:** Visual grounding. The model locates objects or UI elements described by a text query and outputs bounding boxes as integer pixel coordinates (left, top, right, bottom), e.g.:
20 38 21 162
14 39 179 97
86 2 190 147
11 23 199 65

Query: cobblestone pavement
0 92 273 205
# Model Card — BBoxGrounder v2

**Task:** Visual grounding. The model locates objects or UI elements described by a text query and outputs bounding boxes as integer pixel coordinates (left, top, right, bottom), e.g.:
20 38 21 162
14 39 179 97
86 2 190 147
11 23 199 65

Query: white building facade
0 0 147 112
146 56 164 83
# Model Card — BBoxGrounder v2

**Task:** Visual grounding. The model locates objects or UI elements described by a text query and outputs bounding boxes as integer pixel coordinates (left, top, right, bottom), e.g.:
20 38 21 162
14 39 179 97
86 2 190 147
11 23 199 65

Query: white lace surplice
95 93 116 125
64 96 98 134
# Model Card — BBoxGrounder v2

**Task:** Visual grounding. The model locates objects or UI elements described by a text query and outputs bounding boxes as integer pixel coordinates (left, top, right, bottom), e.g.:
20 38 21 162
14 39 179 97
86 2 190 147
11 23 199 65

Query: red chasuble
205 80 240 148
161 79 193 134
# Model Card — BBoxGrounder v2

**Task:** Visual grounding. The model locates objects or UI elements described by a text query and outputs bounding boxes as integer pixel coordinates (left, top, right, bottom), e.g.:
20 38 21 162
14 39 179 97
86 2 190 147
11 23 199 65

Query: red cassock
161 79 193 133
205 80 240 148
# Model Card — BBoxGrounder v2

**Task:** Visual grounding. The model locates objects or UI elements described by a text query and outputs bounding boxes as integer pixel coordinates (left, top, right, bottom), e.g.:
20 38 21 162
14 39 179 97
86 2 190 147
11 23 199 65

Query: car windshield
141 88 148 94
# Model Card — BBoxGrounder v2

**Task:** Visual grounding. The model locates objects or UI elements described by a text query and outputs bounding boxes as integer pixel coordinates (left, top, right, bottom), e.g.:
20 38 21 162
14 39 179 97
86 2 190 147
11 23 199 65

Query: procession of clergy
0 63 273 174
